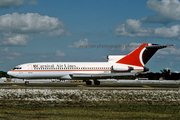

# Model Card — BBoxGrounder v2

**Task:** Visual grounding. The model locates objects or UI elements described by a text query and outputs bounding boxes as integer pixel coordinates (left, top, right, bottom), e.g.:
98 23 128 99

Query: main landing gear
86 81 92 85
94 81 100 85
86 80 100 85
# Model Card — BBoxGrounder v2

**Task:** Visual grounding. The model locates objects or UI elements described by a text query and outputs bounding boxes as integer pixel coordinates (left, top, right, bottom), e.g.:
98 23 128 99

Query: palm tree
160 68 170 80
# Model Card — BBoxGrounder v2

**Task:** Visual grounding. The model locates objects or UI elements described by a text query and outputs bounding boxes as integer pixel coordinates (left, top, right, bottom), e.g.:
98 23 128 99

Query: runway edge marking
142 85 151 88
12 85 20 87
77 85 86 87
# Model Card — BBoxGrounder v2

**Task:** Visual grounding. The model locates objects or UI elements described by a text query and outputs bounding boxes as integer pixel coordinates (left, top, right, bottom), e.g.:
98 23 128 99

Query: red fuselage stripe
10 69 111 72
9 69 143 72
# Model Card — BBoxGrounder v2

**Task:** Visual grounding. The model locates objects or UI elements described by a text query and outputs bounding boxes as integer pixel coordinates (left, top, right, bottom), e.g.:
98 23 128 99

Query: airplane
7 43 172 85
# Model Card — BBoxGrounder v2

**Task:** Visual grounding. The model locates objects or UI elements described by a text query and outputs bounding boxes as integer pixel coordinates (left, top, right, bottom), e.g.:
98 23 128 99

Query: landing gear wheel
86 81 92 85
25 81 29 85
94 81 100 85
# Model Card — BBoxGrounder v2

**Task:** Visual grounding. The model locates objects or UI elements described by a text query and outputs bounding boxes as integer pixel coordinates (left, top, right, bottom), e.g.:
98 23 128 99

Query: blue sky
0 0 180 72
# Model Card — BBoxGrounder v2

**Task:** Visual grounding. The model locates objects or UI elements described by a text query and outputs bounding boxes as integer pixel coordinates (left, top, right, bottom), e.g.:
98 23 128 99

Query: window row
13 67 22 70
34 67 110 70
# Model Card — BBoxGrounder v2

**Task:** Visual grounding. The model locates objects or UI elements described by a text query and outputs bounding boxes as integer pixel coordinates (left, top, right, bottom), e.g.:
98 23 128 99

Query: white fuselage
7 62 144 80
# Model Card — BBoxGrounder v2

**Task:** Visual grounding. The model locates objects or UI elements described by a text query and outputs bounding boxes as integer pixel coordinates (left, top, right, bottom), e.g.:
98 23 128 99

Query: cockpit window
13 67 22 70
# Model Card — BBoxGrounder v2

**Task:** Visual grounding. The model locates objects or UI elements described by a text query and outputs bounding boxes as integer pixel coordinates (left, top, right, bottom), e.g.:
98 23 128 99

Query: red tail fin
116 43 148 67
116 43 171 67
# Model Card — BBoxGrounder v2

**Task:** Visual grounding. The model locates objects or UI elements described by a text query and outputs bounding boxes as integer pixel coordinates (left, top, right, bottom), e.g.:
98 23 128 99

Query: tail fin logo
116 43 148 67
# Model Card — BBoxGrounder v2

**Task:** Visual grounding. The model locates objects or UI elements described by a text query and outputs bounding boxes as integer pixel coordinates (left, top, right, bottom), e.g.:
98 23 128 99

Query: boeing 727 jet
7 43 172 85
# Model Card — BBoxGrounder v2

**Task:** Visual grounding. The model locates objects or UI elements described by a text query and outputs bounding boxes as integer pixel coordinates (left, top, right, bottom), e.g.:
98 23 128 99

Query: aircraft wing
69 73 135 79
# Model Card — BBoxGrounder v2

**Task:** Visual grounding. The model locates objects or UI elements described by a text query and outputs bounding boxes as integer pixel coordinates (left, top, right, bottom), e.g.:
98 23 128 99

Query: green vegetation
0 103 179 120
137 68 180 80
0 71 10 78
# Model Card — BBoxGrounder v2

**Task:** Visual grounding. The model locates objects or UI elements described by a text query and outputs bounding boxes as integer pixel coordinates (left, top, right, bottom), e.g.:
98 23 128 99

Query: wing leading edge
69 72 135 79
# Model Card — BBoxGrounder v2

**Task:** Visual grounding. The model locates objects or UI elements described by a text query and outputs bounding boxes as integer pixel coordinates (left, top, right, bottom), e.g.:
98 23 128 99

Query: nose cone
7 71 14 77
7 71 10 75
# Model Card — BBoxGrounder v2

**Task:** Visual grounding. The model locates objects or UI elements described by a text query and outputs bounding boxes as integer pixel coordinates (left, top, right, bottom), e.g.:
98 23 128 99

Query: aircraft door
27 64 33 73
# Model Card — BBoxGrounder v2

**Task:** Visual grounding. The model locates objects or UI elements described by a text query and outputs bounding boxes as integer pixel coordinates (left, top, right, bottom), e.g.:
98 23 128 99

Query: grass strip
0 103 179 120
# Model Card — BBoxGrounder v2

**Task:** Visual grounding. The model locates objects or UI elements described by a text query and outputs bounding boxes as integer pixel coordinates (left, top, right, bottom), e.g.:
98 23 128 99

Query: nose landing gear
24 81 29 85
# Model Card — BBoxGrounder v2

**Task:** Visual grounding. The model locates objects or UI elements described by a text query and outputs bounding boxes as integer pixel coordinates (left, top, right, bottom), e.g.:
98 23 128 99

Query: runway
0 82 179 88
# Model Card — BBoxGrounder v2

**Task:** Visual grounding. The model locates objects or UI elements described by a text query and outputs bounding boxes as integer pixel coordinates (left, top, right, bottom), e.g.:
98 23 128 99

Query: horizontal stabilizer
146 44 173 49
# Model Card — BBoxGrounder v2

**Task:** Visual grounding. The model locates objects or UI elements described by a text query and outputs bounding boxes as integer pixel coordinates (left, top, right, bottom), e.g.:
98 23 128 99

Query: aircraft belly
20 71 67 79
10 70 109 79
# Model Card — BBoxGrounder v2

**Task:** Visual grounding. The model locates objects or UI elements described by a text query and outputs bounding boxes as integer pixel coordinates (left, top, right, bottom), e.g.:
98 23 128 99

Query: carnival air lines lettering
33 64 77 69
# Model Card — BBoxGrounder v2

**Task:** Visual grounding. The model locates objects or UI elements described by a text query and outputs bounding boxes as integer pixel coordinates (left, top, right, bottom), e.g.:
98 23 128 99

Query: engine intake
111 65 134 72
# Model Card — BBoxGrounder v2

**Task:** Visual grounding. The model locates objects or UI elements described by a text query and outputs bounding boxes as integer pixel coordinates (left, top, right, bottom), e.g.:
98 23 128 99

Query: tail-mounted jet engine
111 65 134 73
